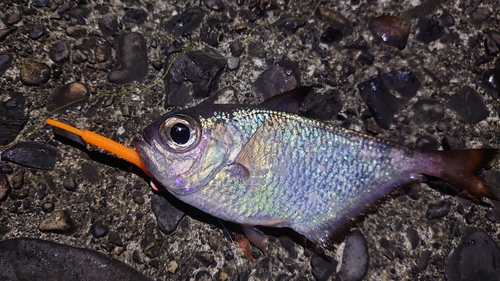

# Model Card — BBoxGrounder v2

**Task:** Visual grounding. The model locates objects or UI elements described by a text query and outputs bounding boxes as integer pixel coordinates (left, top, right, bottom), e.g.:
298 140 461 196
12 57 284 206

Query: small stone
41 202 55 213
27 25 45 40
195 270 213 281
49 41 70 63
303 89 343 121
132 190 145 205
406 227 420 249
482 68 500 99
11 172 24 189
167 260 178 273
446 86 489 124
336 230 369 281
1 141 58 170
0 174 11 200
66 25 87 37
414 135 440 150
20 61 51 86
6 13 22 25
164 7 205 38
426 200 451 220
254 60 301 99
108 231 123 246
464 211 477 224
81 163 100 183
32 0 49 7
90 220 109 238
416 18 443 44
310 254 337 281
417 250 432 271
411 99 444 124
0 54 13 76
320 26 343 44
439 10 455 27
0 92 28 146
485 33 499 56
204 0 225 11
38 210 73 233
108 33 148 84
122 9 148 24
369 15 410 49
46 82 89 112
227 57 239 70
470 7 491 26
151 194 185 235
447 229 500 280
94 43 112 63
62 177 77 192
0 165 13 174
357 51 374 66
98 16 119 37
195 251 215 267
0 27 17 42
485 210 500 223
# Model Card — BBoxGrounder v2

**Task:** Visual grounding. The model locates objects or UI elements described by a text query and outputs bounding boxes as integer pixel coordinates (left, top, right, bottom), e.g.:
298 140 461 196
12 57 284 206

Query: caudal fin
419 149 499 200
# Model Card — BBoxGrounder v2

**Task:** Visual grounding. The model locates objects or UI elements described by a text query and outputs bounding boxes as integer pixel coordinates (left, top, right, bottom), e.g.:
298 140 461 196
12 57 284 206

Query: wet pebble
0 27 17 42
94 42 112 63
0 238 151 281
165 7 205 37
485 209 500 223
0 174 11 200
1 141 57 170
108 231 123 246
204 0 225 11
38 210 73 233
485 33 499 56
464 211 477 224
406 227 420 249
66 25 87 37
27 25 45 40
446 86 489 124
481 68 500 98
414 135 440 150
0 92 28 146
310 254 337 281
165 50 226 102
195 251 215 267
368 15 410 49
447 229 500 280
46 82 89 112
320 27 343 44
416 18 443 44
122 9 148 24
0 164 13 174
470 7 491 26
336 230 369 281
411 99 444 124
425 200 451 220
49 41 70 63
98 16 119 37
150 194 185 235
132 190 145 205
62 177 77 192
41 202 55 213
20 61 51 86
254 60 301 99
108 33 148 84
90 220 109 238
439 10 454 27
416 250 432 271
0 54 13 76
227 57 239 70
302 89 343 120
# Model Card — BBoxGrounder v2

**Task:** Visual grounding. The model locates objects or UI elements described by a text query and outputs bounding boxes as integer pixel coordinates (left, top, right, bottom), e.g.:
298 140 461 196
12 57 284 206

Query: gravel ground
1 0 500 280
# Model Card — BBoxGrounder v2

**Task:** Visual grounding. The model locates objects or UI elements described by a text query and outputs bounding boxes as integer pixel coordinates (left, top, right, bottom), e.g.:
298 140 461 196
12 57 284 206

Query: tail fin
419 149 499 200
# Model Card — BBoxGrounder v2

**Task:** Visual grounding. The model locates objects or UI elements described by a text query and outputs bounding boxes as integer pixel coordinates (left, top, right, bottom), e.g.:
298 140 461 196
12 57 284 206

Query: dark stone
485 33 499 56
98 16 119 37
482 68 500 99
439 10 454 26
108 231 123 246
470 7 491 26
94 43 112 63
122 9 148 24
320 27 343 44
447 229 500 280
164 7 205 38
46 82 89 112
38 210 73 233
414 135 440 150
0 54 13 76
66 26 88 37
0 238 152 281
416 18 443 44
369 15 410 49
195 269 213 281
278 236 298 259
417 250 432 271
204 0 225 11
0 27 17 42
164 50 226 101
132 190 145 205
150 194 185 235
302 89 343 120
49 41 70 63
254 60 301 99
406 227 420 249
446 86 489 124
276 15 306 35
485 210 500 223
335 230 369 281
464 211 477 224
141 223 162 258
41 202 55 213
0 164 13 174
404 185 420 200
474 55 493 66
2 142 57 170
108 33 148 84
0 174 11 201
425 200 451 220
195 251 215 267
27 25 45 40
20 61 51 86
310 254 337 281
411 99 444 124
81 163 100 183
357 52 374 66
90 220 109 238
0 92 28 146
32 0 49 8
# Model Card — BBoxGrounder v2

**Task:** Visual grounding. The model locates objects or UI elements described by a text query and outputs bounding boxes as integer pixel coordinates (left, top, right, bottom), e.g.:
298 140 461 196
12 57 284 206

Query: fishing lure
47 87 499 252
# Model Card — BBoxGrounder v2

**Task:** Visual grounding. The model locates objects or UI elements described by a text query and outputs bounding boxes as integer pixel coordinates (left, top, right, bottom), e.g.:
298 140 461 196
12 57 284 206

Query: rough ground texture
1 0 500 280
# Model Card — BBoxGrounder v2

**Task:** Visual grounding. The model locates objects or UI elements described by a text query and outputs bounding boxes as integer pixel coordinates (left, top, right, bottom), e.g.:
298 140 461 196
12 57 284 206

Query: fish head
133 109 236 195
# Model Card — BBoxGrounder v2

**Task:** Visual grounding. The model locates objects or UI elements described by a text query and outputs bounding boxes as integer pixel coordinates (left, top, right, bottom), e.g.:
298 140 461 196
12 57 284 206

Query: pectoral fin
242 225 268 254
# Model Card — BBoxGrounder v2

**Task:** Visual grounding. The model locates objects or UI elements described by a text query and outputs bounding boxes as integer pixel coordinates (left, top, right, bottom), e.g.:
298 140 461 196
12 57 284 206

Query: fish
132 86 499 251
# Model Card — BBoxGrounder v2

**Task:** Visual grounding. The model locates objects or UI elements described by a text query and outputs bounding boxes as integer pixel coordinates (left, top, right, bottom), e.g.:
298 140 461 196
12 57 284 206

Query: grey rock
446 86 489 124
49 41 70 63
108 33 148 84
1 141 58 170
254 60 301 99
425 200 451 220
0 54 13 76
335 230 369 281
0 92 28 146
38 210 73 233
150 194 185 235
19 61 51 86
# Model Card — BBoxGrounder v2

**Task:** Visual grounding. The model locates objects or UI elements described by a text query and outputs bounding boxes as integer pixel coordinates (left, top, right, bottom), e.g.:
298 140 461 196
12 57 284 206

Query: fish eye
159 115 200 152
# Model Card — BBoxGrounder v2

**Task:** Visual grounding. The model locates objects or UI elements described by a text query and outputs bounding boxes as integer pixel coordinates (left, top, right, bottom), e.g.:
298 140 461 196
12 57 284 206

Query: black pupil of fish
170 123 190 145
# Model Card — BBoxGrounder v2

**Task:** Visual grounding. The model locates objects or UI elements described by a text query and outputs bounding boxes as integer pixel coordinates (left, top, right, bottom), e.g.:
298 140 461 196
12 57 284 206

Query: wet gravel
1 0 500 280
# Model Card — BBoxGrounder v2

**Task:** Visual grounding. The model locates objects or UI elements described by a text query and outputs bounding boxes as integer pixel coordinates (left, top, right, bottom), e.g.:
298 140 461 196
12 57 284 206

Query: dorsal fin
260 86 312 114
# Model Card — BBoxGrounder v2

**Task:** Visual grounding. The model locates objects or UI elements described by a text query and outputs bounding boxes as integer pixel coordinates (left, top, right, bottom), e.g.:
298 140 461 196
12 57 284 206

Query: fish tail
419 149 499 200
